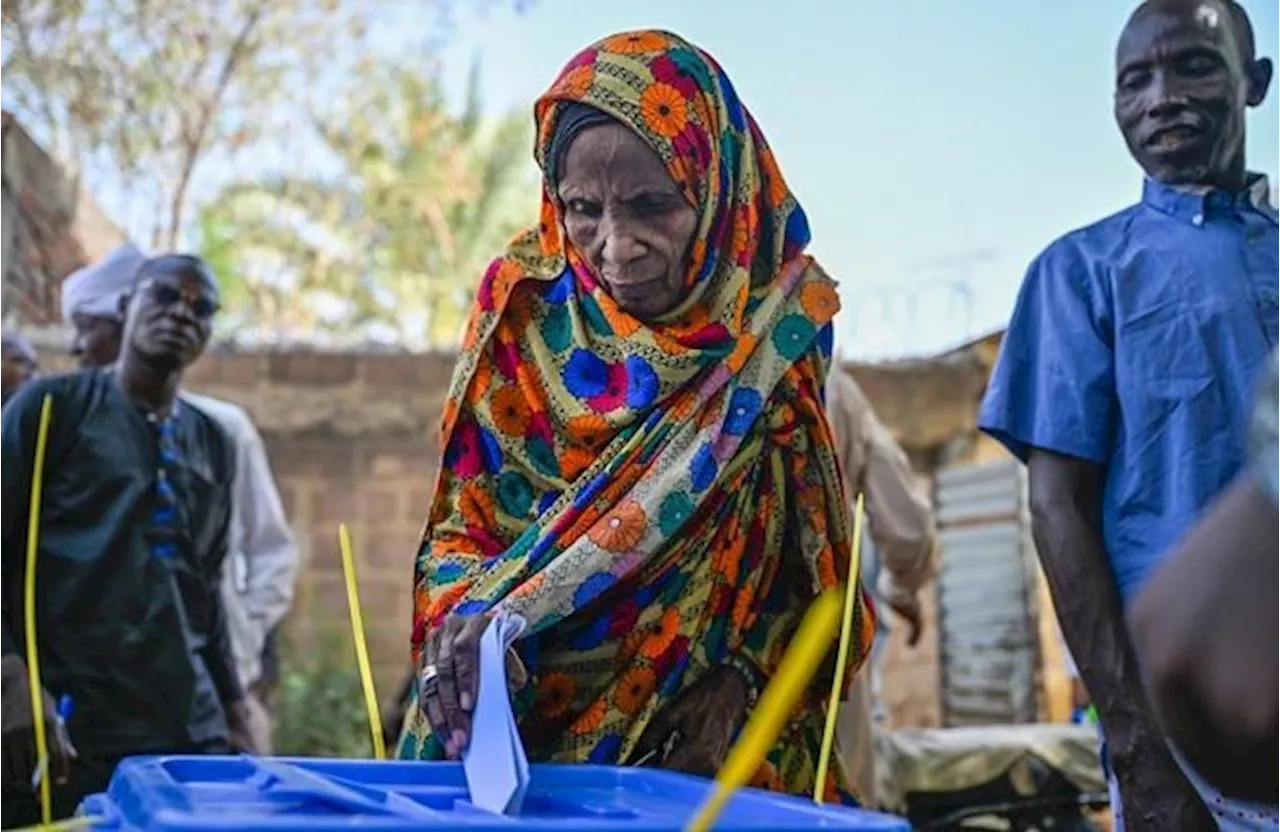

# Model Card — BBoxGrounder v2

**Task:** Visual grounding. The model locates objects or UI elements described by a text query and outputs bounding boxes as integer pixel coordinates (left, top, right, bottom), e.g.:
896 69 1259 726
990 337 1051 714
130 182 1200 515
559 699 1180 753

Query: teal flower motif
658 491 694 537
497 471 534 518
580 292 614 337
669 47 714 93
540 303 573 353
772 313 816 360
526 435 561 478
660 570 690 606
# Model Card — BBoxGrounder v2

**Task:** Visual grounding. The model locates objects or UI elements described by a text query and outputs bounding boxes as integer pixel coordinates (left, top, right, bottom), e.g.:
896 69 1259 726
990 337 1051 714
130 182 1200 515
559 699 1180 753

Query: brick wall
181 350 458 695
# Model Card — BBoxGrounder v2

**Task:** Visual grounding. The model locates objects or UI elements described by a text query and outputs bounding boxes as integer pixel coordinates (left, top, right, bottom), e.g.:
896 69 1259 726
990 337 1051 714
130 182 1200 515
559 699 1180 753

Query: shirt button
1192 213 1205 226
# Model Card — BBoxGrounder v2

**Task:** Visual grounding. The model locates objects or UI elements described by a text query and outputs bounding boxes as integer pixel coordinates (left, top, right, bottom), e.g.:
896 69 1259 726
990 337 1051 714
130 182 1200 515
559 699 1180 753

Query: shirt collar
1142 172 1277 226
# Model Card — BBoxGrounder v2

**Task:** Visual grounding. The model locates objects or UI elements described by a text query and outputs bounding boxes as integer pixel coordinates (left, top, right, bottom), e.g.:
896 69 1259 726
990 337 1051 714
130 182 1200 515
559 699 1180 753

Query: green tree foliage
198 57 536 348
1 0 527 250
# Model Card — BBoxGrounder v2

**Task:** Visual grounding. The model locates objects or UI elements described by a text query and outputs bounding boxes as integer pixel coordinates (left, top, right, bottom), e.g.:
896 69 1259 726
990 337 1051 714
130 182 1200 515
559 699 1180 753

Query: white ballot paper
462 611 529 815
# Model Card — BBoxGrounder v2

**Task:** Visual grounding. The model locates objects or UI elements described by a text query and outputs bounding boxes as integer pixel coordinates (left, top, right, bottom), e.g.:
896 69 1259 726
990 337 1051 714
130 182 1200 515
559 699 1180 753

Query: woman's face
557 122 698 320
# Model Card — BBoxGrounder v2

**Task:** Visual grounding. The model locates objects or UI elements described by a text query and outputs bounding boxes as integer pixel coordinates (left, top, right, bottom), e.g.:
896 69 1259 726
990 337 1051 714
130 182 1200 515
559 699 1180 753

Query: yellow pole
11 814 102 832
338 523 387 760
813 492 866 803
23 395 55 825
686 590 843 832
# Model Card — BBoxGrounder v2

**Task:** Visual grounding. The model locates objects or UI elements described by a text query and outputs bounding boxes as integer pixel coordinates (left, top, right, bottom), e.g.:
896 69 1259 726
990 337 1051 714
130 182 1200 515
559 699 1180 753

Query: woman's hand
418 614 489 758
634 663 753 777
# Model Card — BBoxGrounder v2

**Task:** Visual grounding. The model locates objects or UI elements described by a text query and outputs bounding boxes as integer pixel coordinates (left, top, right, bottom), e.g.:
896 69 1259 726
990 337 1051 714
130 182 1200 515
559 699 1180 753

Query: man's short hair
1224 0 1257 63
132 254 216 290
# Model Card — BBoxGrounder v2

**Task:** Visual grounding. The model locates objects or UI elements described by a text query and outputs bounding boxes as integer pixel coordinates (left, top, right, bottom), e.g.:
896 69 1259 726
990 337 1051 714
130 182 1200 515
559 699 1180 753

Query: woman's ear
1246 57 1273 108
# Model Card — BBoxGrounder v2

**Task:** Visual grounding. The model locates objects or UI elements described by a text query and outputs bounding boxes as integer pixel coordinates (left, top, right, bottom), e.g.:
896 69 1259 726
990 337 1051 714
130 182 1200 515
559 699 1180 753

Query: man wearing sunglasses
1 254 259 825
59 245 298 756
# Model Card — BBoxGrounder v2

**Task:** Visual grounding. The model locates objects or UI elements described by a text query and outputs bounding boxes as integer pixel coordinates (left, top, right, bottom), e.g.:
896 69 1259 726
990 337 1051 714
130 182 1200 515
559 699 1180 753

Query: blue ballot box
77 755 910 830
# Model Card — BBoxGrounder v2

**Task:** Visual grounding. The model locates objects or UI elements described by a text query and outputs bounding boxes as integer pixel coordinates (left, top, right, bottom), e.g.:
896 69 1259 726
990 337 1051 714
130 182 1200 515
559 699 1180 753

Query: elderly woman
399 29 874 802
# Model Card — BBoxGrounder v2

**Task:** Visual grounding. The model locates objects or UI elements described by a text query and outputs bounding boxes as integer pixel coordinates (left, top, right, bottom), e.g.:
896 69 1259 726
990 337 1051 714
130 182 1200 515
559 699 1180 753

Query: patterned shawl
401 29 874 799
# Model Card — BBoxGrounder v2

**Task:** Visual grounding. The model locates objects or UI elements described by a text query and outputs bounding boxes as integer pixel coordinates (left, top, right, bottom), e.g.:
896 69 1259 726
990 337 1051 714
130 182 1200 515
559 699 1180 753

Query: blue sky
427 0 1279 359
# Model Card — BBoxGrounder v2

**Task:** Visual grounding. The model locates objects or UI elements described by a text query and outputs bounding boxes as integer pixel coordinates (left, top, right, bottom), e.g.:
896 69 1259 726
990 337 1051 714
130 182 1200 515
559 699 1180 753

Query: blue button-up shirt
979 175 1279 604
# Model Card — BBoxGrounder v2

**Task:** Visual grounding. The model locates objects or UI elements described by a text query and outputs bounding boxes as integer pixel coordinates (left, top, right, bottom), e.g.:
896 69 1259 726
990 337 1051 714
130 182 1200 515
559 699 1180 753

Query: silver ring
421 663 440 687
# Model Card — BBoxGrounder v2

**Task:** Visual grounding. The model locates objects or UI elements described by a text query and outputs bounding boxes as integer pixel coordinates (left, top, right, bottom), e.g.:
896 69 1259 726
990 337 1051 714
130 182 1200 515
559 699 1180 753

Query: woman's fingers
454 617 487 714
421 615 491 759
419 627 451 751
435 623 465 756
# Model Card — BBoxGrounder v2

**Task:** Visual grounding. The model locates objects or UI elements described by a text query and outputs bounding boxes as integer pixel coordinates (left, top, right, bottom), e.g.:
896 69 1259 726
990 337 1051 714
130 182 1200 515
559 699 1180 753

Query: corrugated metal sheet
936 460 1041 726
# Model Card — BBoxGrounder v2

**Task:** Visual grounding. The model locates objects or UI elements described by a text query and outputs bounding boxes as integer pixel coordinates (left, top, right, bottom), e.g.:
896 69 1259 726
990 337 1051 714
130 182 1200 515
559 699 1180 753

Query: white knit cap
60 242 149 321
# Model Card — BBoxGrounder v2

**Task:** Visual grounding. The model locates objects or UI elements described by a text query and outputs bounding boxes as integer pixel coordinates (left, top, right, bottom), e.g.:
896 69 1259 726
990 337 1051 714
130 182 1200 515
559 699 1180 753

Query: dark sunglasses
151 283 220 320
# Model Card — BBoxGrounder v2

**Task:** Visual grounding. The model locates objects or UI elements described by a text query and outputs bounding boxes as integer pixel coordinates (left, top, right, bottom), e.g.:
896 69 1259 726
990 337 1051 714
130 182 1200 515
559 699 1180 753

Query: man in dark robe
1 254 259 825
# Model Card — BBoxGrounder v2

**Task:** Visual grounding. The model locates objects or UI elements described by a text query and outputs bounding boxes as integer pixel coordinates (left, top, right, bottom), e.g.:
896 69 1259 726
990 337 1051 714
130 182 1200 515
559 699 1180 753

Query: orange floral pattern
640 83 688 138
588 500 648 552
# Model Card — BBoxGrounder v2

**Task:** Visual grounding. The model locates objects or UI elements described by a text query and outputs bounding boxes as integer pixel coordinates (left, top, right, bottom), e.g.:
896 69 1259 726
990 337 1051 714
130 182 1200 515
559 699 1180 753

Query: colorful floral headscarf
401 29 874 800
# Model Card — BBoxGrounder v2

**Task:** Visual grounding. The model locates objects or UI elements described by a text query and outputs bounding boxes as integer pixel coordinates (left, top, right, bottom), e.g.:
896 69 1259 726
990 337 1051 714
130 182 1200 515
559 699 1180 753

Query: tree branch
163 4 264 248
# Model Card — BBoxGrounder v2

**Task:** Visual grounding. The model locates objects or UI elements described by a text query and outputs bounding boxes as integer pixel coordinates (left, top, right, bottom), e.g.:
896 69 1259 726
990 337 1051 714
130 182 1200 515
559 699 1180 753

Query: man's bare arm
1027 450 1209 827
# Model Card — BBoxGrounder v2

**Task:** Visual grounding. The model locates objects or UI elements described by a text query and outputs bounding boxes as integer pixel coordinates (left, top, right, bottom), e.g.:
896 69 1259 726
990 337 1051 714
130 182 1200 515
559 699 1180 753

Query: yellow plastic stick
338 523 387 760
11 814 102 832
813 492 866 803
686 590 843 832
23 394 55 826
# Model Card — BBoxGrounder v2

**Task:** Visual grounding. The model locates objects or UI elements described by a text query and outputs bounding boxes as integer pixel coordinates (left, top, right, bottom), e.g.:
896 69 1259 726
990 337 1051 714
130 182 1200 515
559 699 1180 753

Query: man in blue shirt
979 0 1277 829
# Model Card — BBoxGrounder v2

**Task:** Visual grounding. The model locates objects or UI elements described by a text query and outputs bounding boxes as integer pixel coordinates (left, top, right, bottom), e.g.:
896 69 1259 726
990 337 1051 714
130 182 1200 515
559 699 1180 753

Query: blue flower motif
690 442 718 493
634 581 660 607
717 71 746 131
570 615 610 650
431 561 467 584
545 269 574 304
526 435 561 478
660 662 688 696
785 205 812 250
772 313 816 361
497 471 534 518
540 304 572 353
625 355 660 409
573 471 609 510
562 349 610 398
537 489 561 516
456 600 488 616
723 387 764 436
658 491 694 537
580 293 613 337
478 425 504 473
816 321 834 358
588 733 623 765
574 571 617 608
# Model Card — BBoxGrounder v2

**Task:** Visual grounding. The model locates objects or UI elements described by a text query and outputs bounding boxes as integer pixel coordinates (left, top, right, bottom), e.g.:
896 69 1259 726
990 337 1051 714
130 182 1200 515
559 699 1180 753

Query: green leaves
196 55 535 347
2 0 533 252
